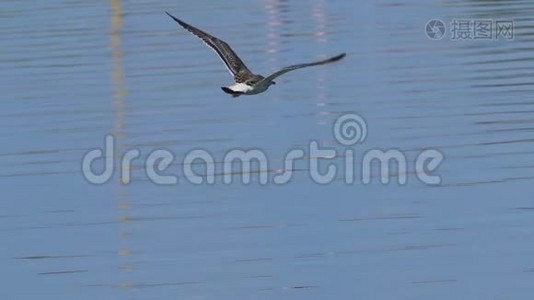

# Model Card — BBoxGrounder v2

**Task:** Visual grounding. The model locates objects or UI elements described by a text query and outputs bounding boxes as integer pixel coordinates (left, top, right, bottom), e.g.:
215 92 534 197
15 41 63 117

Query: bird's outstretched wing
260 53 346 84
165 12 253 81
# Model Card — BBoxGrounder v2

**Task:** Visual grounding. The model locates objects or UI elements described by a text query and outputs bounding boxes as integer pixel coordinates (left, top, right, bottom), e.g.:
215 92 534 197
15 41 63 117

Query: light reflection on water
1 0 534 299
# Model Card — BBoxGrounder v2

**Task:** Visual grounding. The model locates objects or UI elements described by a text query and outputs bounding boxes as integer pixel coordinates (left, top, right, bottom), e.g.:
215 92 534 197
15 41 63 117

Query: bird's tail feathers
221 87 243 98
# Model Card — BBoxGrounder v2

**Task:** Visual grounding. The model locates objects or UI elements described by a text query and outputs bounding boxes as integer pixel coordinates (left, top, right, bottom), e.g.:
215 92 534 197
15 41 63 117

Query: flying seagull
165 12 346 97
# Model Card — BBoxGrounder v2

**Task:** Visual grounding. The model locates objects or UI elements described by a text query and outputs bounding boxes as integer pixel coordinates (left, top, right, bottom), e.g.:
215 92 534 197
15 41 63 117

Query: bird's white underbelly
228 82 271 95
228 83 253 93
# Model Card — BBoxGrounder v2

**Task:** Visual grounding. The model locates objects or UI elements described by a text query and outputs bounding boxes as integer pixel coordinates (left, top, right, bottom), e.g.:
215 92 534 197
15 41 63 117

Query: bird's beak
271 81 276 85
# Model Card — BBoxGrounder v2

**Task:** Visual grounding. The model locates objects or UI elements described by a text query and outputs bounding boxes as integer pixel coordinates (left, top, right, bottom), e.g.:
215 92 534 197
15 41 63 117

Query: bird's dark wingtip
165 11 181 23
333 53 347 61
